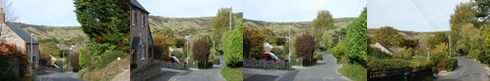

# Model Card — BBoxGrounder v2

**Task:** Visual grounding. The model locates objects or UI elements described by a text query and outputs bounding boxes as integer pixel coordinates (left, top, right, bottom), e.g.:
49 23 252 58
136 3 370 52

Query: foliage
314 52 323 61
395 48 415 60
40 51 52 66
130 62 137 69
433 42 449 57
470 49 480 59
293 34 315 58
41 42 61 58
367 59 410 70
0 44 28 80
224 20 243 67
429 32 448 49
244 24 265 58
371 26 405 48
484 28 490 62
100 51 127 68
68 52 80 69
471 0 490 27
154 29 179 48
261 28 278 45
282 42 290 57
333 42 345 63
338 64 367 81
450 2 476 27
454 23 481 55
171 51 186 61
271 48 284 59
78 48 88 68
73 0 130 52
344 7 367 66
85 40 118 68
192 39 210 62
212 7 236 29
312 10 334 30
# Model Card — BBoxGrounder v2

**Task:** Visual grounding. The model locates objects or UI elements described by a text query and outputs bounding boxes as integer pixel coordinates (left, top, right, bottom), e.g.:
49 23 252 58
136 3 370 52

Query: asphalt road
148 55 226 81
35 71 85 81
244 52 351 81
437 56 489 81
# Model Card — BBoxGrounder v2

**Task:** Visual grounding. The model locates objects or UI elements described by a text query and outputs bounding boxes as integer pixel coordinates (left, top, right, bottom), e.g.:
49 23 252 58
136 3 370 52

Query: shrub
192 39 210 62
314 52 323 61
224 20 244 67
344 7 367 65
100 50 127 68
271 48 284 59
333 42 345 62
171 51 185 61
294 34 315 58
68 52 80 69
78 48 87 68
244 24 265 59
152 45 168 60
469 49 479 59
432 67 439 75
130 63 138 69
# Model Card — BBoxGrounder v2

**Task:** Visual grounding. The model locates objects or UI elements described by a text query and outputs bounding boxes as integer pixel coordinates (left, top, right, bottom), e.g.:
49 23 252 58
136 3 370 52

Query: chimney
0 8 4 23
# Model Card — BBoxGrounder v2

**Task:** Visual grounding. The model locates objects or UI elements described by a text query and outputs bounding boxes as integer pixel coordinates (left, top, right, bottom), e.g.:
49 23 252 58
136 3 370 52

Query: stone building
0 8 42 67
130 0 154 68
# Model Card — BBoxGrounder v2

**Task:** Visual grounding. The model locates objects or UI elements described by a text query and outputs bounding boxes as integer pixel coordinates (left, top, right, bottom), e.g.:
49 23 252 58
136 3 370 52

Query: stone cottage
0 8 42 67
130 0 154 68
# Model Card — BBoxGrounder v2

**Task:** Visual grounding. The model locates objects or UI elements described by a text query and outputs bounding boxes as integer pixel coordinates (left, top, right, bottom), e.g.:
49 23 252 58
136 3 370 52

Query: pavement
437 56 489 81
148 55 226 81
243 52 351 81
35 71 85 81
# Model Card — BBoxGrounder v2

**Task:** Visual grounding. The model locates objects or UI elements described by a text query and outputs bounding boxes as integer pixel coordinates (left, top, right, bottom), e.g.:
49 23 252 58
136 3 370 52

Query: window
131 10 135 26
141 45 145 60
141 14 144 28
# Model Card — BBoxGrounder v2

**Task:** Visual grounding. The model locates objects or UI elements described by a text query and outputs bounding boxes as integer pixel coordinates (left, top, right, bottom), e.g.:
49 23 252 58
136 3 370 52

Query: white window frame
141 14 144 28
131 10 135 26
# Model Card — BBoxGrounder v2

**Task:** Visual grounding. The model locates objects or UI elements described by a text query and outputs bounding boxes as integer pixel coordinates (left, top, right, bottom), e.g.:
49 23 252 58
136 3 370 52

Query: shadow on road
276 70 301 81
244 74 279 81
148 71 180 81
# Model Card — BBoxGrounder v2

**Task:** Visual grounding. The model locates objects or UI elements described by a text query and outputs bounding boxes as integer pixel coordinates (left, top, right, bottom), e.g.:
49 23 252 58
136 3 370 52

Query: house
370 42 396 54
263 42 273 52
0 8 42 67
130 0 153 68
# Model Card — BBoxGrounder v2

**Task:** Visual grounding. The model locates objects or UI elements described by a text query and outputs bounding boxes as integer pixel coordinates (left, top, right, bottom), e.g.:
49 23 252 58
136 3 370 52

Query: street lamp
30 33 35 65
288 25 292 69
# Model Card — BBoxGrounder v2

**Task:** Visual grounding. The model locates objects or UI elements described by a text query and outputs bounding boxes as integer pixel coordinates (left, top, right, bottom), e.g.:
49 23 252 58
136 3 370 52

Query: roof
130 0 150 14
131 37 140 49
372 42 395 54
4 22 38 44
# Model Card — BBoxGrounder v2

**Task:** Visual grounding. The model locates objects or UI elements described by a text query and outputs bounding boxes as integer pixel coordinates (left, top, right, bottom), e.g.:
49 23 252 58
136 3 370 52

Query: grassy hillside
148 12 243 31
243 17 357 33
10 22 87 41
367 28 449 39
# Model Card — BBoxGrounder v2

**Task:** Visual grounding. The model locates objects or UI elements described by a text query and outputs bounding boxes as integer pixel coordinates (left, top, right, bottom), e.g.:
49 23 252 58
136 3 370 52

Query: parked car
263 52 280 62
50 64 60 69
168 56 181 64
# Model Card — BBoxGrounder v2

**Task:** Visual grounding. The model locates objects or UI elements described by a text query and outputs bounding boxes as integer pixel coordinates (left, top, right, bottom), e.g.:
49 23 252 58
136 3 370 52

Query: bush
314 52 323 61
333 42 345 62
130 63 138 69
294 34 315 58
469 49 479 59
224 20 244 67
152 45 168 60
171 51 185 61
271 48 284 59
367 59 410 70
68 52 80 69
99 51 127 68
432 67 439 75
78 48 87 68
192 39 210 62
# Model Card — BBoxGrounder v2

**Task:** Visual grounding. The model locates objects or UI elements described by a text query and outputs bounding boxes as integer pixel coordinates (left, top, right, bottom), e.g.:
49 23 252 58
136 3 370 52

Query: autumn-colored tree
372 26 405 48
41 42 61 58
40 51 52 66
261 28 278 45
244 25 265 58
192 39 210 63
153 35 170 60
294 34 315 64
68 52 80 69
0 44 30 79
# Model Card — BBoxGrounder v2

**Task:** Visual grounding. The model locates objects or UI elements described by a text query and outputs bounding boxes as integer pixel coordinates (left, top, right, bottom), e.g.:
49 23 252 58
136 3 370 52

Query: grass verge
78 57 129 81
338 64 367 81
220 66 243 81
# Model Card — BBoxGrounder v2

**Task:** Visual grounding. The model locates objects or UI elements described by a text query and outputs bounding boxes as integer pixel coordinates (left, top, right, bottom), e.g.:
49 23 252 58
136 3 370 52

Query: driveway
437 56 489 81
35 71 85 81
244 52 351 81
148 55 226 81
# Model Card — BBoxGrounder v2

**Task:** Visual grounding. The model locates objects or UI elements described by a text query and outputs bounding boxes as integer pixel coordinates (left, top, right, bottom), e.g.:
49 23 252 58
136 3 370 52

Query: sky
368 0 469 32
138 0 244 18
244 0 367 22
9 0 79 26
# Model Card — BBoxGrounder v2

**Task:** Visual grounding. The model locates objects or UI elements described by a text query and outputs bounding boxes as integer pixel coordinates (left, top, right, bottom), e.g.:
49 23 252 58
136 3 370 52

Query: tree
68 52 80 69
244 25 265 58
472 0 490 26
41 42 61 58
223 19 243 67
372 26 405 48
0 0 19 22
152 35 170 60
312 10 334 30
429 32 448 49
294 34 315 65
344 7 367 66
450 2 476 54
455 23 481 55
73 0 130 52
261 28 278 45
212 7 235 29
40 51 52 66
192 39 210 63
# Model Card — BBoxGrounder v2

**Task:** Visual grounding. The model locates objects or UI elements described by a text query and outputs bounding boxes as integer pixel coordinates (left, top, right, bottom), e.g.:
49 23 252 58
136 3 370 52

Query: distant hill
367 28 449 39
9 22 87 41
243 17 357 32
148 12 243 31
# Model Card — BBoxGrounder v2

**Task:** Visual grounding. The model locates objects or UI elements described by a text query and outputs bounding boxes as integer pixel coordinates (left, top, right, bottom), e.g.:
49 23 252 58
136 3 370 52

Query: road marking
460 67 466 76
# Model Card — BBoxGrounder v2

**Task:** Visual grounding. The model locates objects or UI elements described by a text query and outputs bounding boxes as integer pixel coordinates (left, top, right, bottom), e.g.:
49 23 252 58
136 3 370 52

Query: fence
368 66 433 81
290 57 303 66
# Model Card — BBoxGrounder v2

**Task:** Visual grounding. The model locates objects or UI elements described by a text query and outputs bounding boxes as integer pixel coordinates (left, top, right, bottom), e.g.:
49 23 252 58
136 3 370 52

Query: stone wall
161 61 188 70
33 66 47 75
243 58 290 69
130 62 161 81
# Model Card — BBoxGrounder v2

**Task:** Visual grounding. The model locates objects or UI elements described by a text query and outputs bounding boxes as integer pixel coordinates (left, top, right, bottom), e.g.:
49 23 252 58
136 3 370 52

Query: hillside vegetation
10 22 87 41
148 12 243 31
243 17 357 32
367 28 449 39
